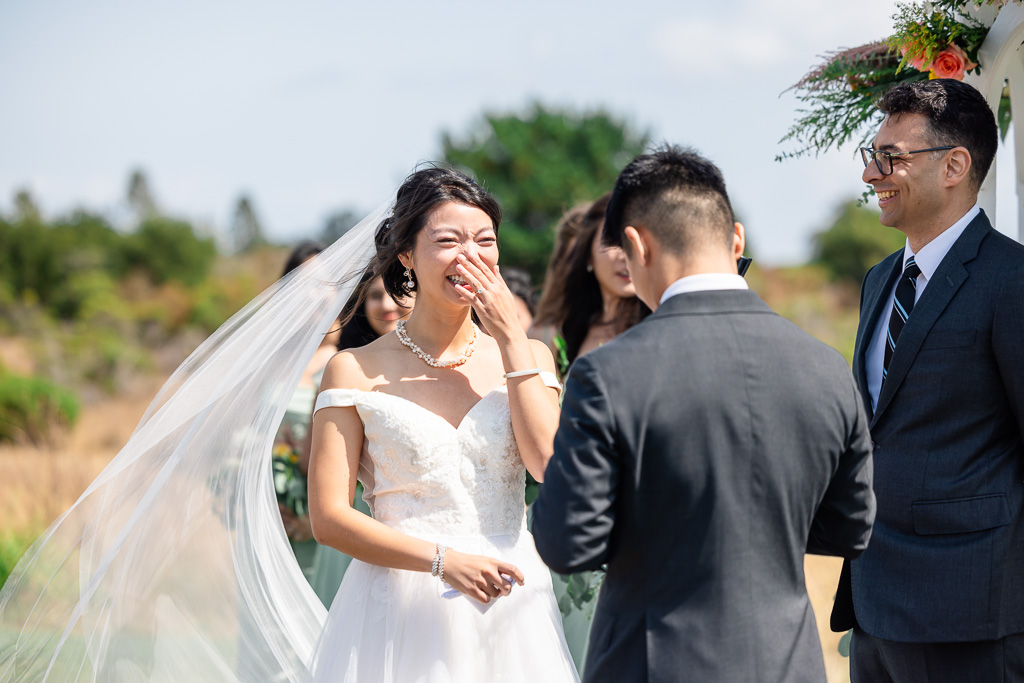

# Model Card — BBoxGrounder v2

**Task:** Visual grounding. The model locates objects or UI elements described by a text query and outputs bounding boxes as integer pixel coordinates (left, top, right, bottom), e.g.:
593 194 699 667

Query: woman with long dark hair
533 194 649 376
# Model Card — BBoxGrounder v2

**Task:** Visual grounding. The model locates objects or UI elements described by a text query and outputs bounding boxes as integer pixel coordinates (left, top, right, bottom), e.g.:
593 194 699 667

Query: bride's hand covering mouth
454 251 526 343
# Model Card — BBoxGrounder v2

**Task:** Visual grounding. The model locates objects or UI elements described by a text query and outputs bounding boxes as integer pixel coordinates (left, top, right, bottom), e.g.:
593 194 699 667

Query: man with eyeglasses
831 78 1024 681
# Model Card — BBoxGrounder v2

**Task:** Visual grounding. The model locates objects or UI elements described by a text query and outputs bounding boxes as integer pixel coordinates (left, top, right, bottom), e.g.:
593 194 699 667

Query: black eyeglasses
860 146 956 175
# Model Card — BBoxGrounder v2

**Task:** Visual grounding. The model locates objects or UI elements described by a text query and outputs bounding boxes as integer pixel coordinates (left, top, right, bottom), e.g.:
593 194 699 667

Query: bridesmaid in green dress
528 195 650 674
274 242 336 583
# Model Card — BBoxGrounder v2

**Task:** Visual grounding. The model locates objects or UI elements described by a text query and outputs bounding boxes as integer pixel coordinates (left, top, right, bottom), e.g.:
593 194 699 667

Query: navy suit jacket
533 290 875 683
831 210 1024 642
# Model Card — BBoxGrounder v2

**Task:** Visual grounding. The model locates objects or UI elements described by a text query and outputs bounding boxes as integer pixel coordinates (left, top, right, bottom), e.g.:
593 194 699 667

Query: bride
0 167 578 683
305 167 578 680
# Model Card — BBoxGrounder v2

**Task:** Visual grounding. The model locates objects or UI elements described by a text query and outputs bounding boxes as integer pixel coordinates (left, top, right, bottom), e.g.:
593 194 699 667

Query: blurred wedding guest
528 195 649 674
273 241 330 583
530 205 588 356
532 194 649 377
302 270 413 606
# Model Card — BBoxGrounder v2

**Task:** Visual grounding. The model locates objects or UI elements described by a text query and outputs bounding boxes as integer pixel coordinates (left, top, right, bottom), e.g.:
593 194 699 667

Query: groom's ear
624 226 650 267
731 222 746 261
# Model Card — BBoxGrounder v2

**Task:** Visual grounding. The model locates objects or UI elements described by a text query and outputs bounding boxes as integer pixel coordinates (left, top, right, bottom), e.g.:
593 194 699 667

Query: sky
0 0 1018 264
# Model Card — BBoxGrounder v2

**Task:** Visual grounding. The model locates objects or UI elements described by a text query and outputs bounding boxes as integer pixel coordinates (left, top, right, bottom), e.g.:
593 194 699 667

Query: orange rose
929 44 977 81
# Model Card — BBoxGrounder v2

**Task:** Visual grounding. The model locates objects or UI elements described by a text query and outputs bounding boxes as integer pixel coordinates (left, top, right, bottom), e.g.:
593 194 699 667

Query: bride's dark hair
371 165 502 302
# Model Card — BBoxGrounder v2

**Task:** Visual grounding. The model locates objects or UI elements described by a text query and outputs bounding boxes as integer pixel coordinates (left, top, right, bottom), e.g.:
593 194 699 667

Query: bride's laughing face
404 201 498 307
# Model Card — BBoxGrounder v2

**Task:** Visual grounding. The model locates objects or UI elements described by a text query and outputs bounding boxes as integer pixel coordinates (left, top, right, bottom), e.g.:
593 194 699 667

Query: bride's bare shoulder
321 334 400 391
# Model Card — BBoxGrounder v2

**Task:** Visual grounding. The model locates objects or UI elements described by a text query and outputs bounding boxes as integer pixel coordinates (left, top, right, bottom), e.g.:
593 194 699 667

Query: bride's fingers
454 263 483 293
451 265 483 304
457 252 496 286
481 568 512 596
499 563 525 586
480 579 502 599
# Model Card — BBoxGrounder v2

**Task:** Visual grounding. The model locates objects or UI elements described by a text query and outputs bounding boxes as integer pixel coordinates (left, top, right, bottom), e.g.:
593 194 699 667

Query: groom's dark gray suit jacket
533 288 876 683
831 211 1024 643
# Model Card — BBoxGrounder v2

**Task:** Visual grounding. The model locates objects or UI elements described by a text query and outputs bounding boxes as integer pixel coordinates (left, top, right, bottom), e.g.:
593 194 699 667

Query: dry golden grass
806 555 850 683
0 374 162 537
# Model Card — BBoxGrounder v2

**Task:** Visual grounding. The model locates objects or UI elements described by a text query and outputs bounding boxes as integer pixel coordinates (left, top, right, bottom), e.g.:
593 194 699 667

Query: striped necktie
883 256 922 380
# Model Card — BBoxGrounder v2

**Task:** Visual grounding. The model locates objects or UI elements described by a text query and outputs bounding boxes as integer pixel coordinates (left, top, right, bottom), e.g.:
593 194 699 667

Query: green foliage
0 371 79 446
555 570 604 618
126 217 217 287
0 532 35 591
779 44 928 161
812 201 906 285
443 103 649 278
838 629 852 657
0 209 216 319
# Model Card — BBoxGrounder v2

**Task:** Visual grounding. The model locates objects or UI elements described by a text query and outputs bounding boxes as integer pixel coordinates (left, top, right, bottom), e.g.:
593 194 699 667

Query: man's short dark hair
603 144 735 256
878 79 997 190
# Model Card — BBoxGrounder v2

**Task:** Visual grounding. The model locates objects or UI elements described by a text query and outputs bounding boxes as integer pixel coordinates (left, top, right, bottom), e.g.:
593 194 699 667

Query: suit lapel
855 253 902 418
870 212 990 426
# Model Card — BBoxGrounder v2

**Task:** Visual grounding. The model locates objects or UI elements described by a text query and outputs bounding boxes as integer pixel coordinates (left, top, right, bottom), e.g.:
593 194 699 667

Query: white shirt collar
659 273 749 305
903 203 979 279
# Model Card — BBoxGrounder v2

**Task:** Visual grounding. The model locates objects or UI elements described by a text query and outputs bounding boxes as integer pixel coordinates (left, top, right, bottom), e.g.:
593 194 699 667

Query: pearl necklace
395 320 478 368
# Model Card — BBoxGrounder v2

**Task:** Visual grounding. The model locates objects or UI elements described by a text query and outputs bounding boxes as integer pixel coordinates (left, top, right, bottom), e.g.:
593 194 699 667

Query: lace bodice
314 386 534 538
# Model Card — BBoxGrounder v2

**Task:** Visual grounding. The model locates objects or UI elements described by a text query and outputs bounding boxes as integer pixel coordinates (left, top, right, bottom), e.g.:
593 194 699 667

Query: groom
532 145 876 682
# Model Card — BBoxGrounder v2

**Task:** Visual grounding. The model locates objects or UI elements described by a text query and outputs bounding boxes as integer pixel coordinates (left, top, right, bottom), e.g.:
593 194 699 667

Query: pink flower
929 44 977 81
900 46 930 72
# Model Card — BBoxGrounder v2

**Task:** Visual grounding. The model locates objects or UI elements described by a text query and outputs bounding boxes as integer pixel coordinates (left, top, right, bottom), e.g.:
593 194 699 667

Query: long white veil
0 200 393 682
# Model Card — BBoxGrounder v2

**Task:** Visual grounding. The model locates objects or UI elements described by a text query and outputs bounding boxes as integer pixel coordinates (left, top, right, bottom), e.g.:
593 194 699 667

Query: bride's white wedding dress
306 383 579 682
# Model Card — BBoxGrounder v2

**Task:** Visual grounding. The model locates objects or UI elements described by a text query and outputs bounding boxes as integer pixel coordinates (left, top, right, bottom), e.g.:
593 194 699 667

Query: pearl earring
586 264 594 273
404 267 415 289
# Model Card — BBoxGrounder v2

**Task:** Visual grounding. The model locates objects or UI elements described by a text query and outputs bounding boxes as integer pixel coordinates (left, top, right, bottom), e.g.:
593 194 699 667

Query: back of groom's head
603 144 735 256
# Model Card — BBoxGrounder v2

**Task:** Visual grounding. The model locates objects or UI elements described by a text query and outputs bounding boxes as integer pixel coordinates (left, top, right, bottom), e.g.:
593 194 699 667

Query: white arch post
965 2 1024 243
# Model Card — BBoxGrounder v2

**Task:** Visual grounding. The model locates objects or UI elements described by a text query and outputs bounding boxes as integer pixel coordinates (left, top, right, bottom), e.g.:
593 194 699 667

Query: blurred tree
49 212 129 318
231 195 267 252
127 217 217 287
126 168 158 223
812 200 905 285
443 103 649 277
13 189 41 223
320 209 363 245
0 196 59 308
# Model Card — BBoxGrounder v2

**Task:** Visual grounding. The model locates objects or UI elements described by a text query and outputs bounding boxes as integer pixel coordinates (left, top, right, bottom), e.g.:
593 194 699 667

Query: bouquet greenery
272 443 308 518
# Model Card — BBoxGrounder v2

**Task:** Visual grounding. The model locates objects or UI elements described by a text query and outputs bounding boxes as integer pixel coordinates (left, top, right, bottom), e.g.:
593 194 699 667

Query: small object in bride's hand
441 575 517 614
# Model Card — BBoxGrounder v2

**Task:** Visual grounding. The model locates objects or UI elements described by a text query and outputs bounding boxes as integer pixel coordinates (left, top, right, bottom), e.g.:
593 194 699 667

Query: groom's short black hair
603 144 735 255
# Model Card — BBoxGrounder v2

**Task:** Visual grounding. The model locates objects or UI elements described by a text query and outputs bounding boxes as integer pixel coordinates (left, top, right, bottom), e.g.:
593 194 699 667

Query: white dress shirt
864 204 980 411
659 273 749 305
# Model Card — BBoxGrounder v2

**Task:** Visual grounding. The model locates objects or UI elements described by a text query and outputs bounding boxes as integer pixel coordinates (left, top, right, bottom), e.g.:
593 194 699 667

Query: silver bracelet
431 543 448 596
503 368 543 379
431 543 446 577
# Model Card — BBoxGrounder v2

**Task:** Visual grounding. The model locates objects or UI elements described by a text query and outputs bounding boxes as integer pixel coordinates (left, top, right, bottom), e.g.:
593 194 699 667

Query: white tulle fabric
0 203 391 682
306 385 577 682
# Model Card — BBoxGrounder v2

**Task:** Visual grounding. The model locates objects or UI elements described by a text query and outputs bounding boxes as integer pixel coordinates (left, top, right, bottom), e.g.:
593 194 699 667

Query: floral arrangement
272 443 309 518
779 0 1012 162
